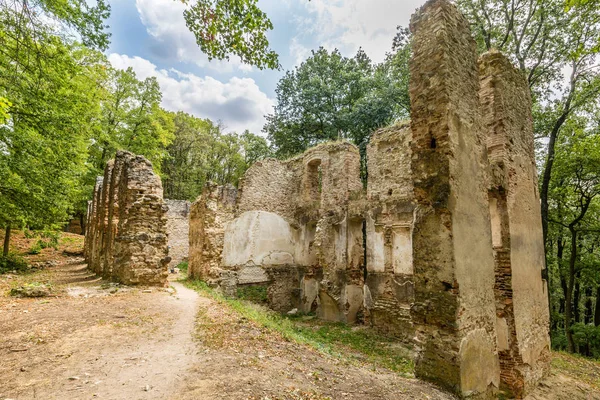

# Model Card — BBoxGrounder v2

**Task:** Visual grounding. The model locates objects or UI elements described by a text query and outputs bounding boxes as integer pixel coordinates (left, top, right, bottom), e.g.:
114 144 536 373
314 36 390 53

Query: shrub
29 241 42 254
0 253 28 274
176 261 188 273
236 285 268 303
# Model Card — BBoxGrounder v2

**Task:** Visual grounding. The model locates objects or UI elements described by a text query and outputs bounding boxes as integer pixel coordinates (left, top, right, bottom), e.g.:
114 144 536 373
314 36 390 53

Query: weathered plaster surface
479 50 551 397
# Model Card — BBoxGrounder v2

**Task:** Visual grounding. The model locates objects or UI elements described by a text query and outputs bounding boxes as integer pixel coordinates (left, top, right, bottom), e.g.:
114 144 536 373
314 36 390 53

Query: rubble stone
84 151 169 286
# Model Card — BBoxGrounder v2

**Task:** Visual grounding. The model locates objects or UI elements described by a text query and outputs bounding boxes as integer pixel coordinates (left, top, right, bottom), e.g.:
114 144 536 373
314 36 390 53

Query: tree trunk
584 287 593 325
594 285 600 327
574 277 581 323
565 228 577 353
557 236 566 329
79 212 86 235
3 225 11 257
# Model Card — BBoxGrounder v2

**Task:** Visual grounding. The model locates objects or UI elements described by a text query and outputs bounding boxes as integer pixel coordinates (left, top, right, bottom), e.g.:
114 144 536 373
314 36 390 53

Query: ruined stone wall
213 142 365 322
188 183 237 288
365 122 415 342
479 50 550 397
165 200 190 269
84 151 169 286
409 0 500 396
182 2 551 397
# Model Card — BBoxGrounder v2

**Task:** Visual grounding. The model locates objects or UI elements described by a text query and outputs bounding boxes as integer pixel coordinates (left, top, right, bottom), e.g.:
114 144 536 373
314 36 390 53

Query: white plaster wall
222 211 296 267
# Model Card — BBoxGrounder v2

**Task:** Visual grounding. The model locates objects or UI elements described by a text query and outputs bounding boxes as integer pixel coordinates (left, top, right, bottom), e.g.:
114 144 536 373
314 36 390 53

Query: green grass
184 279 414 375
551 351 600 389
236 284 268 303
0 252 29 274
176 261 188 273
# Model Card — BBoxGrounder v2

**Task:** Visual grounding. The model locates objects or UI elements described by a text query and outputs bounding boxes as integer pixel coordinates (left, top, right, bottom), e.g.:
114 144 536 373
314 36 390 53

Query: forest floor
0 231 599 400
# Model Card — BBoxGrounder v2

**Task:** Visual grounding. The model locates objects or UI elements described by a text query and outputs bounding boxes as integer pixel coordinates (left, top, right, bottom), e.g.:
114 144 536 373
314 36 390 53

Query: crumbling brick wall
84 151 169 286
409 0 500 396
198 142 365 322
165 200 190 269
479 50 551 397
184 1 551 396
364 121 415 342
188 183 237 288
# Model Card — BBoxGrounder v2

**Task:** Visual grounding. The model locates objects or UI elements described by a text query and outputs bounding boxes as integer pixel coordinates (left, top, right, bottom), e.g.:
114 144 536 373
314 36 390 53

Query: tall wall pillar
479 50 551 397
409 0 500 396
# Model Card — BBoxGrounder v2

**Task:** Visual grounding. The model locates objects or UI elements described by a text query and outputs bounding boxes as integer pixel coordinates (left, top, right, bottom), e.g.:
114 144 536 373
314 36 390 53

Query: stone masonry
84 151 170 286
479 50 551 397
190 143 365 322
189 183 237 289
165 199 190 269
365 121 415 343
409 0 500 395
186 0 550 397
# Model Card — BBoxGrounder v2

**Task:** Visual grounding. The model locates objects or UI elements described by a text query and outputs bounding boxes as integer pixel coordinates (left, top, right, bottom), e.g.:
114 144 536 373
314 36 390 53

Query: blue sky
105 0 427 135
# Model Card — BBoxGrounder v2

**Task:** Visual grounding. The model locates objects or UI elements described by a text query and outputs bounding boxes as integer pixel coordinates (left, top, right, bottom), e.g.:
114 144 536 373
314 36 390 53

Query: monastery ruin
83 0 551 397
84 150 170 286
185 0 551 397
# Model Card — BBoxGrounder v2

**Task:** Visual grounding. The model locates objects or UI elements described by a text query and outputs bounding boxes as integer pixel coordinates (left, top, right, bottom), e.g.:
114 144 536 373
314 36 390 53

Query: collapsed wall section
84 151 169 286
479 50 551 397
409 0 500 396
365 122 415 342
165 200 190 269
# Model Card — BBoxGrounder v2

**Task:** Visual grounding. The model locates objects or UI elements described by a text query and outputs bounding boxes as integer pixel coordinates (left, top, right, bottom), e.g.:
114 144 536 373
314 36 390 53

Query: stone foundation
84 151 169 286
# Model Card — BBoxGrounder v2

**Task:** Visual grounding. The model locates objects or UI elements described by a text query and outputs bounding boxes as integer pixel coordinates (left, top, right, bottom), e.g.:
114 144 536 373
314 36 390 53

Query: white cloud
298 0 426 63
289 37 312 66
108 53 274 135
135 0 252 72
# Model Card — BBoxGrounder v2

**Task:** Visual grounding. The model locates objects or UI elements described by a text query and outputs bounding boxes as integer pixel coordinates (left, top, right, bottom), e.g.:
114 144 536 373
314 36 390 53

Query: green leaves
0 97 10 124
183 0 279 70
161 113 270 201
265 45 410 160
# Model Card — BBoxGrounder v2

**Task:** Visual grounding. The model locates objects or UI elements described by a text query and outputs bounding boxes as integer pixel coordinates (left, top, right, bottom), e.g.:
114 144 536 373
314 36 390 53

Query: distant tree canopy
161 112 271 201
264 41 410 161
0 0 271 255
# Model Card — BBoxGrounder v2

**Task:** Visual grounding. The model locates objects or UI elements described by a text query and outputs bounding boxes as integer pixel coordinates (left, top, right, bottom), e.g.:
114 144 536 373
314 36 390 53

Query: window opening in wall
306 159 322 201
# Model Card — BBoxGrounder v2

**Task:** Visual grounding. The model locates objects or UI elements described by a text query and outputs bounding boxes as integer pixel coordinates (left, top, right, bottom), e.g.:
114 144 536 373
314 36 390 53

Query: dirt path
1 255 600 400
0 259 200 400
42 281 200 400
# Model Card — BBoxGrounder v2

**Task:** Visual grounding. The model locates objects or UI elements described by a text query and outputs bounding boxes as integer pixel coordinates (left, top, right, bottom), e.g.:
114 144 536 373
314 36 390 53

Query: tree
0 40 106 254
456 0 600 248
0 0 111 254
264 46 410 161
161 113 269 201
547 118 600 353
89 67 174 174
183 0 279 69
162 112 220 200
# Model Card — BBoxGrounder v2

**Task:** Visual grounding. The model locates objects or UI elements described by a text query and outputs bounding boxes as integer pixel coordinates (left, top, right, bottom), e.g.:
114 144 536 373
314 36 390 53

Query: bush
176 261 188 273
552 324 600 358
0 253 28 274
29 241 42 254
39 230 60 249
236 285 268 303
572 323 600 358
